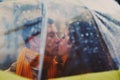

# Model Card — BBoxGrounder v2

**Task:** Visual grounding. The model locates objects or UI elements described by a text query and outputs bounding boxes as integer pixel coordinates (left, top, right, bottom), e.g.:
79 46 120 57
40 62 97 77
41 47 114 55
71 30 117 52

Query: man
7 17 59 80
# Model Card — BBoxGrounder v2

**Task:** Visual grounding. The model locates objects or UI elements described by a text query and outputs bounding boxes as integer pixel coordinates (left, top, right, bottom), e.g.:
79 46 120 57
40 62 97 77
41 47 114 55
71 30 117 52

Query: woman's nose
56 38 60 44
55 34 60 42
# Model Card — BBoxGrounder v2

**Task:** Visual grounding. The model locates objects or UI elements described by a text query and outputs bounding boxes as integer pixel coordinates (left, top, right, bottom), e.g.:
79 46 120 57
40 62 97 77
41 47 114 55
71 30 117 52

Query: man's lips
55 47 58 51
53 46 59 51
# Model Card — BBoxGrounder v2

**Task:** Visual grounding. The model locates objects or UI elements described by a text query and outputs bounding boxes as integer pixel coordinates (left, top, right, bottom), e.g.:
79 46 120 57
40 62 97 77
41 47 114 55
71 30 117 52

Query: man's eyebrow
48 32 55 34
56 32 59 34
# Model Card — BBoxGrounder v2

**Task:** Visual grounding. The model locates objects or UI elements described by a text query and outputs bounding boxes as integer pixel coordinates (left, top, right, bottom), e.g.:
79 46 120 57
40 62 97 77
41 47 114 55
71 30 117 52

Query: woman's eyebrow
61 34 65 38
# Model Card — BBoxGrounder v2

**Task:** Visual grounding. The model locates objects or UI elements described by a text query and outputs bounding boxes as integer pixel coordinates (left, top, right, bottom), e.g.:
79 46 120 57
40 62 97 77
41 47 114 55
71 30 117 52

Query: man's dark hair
21 17 54 48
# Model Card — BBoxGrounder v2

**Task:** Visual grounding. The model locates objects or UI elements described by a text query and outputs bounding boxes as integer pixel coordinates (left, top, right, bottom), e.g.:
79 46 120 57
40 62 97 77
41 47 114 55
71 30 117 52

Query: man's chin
45 49 58 56
45 52 56 57
50 51 58 56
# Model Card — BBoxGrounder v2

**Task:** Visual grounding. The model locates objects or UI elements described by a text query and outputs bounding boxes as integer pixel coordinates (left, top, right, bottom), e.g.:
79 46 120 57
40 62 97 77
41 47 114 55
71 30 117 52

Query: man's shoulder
6 62 17 73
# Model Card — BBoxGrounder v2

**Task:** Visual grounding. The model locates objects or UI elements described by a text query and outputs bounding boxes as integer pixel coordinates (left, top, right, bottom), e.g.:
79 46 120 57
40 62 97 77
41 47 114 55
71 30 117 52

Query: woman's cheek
59 43 62 50
62 42 67 54
59 42 63 54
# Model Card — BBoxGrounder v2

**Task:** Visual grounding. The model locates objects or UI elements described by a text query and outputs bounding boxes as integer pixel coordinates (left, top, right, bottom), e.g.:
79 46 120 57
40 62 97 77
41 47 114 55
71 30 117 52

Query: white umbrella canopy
79 0 120 66
0 0 120 79
39 0 120 67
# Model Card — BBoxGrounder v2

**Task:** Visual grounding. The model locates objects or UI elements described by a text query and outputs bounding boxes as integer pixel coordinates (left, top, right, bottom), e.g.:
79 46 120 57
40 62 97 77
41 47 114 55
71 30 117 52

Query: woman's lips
55 47 58 51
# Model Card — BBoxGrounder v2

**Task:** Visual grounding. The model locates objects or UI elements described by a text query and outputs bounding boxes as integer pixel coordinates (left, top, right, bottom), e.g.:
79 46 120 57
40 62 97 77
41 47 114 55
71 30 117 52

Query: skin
29 24 59 56
58 27 72 56
26 24 59 69
29 35 41 53
45 24 59 56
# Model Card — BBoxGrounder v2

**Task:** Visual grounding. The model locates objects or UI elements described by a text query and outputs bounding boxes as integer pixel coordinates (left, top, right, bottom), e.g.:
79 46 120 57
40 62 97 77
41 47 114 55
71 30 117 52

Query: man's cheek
47 43 51 48
46 39 52 46
50 40 55 48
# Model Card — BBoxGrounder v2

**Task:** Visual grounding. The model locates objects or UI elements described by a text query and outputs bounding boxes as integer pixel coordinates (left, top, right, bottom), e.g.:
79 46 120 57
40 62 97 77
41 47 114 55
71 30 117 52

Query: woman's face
58 27 72 56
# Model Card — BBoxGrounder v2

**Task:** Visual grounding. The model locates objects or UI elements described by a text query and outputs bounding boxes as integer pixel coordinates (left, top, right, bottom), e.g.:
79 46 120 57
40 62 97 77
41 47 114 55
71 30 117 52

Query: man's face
29 35 41 53
45 24 59 56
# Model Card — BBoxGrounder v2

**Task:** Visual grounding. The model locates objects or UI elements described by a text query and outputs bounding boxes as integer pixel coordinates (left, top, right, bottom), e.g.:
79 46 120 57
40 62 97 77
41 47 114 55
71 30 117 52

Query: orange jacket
16 47 39 79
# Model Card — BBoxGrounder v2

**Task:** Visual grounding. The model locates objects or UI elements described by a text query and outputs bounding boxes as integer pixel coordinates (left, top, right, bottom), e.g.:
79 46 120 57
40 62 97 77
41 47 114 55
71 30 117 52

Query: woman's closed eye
61 34 65 39
62 36 65 39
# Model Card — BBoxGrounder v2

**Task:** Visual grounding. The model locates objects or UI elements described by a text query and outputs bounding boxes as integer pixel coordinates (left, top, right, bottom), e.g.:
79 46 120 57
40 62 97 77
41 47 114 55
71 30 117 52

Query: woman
58 14 118 77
